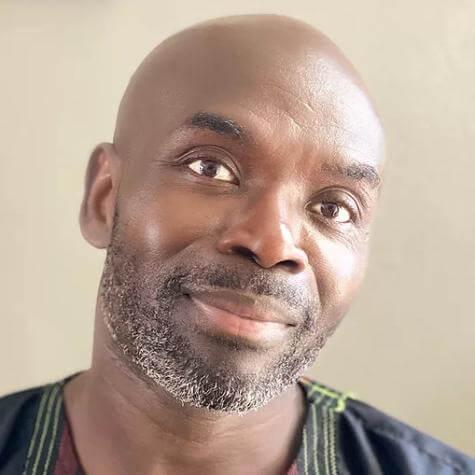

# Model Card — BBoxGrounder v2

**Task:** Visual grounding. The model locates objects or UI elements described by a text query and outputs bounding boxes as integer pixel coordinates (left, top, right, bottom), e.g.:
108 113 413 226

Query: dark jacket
0 374 474 474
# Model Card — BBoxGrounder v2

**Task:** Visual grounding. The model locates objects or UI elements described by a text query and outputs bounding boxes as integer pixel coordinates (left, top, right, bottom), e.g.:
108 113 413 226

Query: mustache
159 261 319 320
106 219 319 325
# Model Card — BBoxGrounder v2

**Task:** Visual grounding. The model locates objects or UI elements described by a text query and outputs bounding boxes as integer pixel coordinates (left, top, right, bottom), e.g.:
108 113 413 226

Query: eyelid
178 148 240 184
178 146 240 175
307 188 362 222
187 158 236 183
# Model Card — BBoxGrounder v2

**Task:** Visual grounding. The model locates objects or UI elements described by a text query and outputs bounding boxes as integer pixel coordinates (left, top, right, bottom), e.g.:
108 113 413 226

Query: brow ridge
321 161 381 188
185 111 247 141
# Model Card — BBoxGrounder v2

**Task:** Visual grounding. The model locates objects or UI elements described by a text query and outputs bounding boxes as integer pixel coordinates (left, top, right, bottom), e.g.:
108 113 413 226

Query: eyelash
178 155 361 224
314 200 359 224
181 155 238 180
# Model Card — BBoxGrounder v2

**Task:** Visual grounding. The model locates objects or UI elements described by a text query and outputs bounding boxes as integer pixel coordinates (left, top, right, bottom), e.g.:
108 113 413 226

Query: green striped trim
22 381 65 475
311 399 320 475
301 377 358 413
297 378 357 475
323 396 337 475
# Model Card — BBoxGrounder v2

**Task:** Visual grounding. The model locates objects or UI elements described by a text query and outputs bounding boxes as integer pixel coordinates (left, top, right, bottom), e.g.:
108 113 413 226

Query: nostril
235 248 302 274
231 245 258 262
280 259 302 273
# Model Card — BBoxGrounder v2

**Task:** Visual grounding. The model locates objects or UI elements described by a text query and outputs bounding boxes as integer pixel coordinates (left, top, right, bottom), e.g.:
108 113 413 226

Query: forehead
118 43 384 174
161 76 384 171
176 109 382 191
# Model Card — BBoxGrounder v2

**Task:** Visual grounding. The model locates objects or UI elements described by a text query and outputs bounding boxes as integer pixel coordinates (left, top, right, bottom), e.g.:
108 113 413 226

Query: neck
63 321 307 475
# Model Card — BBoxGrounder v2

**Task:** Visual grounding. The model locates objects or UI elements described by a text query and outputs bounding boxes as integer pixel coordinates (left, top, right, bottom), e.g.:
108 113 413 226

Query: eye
314 201 352 224
186 158 237 183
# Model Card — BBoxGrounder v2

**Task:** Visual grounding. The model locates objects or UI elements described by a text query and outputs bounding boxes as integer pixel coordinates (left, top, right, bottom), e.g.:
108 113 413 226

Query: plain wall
1 0 474 455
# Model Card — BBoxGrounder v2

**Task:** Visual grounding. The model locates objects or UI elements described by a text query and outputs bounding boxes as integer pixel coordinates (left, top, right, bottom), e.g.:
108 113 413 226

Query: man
0 14 473 475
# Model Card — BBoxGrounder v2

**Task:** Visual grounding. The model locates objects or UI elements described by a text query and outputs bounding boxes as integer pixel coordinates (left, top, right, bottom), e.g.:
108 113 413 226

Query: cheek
116 188 226 259
314 237 369 323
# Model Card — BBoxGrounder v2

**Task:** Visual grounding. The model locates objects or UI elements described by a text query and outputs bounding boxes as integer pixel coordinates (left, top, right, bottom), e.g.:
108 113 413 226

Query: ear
79 143 121 249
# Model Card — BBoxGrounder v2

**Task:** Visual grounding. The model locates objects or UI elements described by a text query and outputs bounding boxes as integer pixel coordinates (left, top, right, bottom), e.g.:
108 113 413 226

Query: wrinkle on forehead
113 14 384 167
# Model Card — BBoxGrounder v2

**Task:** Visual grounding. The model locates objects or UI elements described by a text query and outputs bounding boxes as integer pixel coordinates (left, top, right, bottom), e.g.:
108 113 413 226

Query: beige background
1 0 474 456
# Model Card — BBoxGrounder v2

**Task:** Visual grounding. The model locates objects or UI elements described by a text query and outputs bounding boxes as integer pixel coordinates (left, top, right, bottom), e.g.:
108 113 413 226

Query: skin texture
64 14 385 475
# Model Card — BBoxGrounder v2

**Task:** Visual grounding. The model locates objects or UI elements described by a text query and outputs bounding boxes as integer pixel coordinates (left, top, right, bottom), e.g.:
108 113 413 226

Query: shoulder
299 377 475 474
0 383 46 439
0 381 61 474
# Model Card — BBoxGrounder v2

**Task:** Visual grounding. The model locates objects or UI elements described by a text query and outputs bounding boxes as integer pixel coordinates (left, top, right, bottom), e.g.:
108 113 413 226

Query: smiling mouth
184 289 296 345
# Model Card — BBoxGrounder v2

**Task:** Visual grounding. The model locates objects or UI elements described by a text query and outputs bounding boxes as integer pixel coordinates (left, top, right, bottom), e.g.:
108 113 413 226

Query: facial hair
100 216 330 413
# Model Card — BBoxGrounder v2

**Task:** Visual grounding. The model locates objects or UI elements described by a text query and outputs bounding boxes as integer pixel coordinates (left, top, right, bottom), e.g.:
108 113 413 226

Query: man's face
99 44 384 412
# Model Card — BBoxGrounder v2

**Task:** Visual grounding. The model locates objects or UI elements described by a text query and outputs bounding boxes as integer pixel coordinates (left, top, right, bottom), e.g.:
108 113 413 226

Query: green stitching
299 379 356 473
22 385 52 474
322 397 331 475
42 388 63 475
334 390 358 413
328 404 337 475
314 392 326 474
302 379 357 414
303 419 309 475
312 401 319 475
31 385 60 475
312 386 341 400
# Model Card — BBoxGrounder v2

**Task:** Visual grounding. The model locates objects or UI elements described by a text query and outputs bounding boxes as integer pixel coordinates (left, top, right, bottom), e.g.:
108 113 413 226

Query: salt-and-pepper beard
99 215 329 413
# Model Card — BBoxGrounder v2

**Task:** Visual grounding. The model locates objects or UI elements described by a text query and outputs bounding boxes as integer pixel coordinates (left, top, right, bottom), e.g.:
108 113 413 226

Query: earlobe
79 143 120 249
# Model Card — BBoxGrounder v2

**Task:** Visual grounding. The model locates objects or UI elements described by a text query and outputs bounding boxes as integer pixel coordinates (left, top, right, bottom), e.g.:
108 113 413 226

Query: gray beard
99 225 328 414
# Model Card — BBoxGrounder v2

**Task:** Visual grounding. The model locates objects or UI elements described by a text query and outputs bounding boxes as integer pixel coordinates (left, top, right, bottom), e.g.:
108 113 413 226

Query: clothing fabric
0 373 474 474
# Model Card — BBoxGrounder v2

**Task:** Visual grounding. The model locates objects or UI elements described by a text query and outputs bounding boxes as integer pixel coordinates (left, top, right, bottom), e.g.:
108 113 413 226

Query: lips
185 288 298 326
183 287 298 345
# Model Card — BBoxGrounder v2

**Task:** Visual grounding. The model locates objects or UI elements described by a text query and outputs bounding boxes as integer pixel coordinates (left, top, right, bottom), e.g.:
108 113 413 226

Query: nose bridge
248 188 292 237
216 186 308 273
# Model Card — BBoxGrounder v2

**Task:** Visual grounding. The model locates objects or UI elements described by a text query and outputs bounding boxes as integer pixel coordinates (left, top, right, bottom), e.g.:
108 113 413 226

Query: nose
216 192 309 274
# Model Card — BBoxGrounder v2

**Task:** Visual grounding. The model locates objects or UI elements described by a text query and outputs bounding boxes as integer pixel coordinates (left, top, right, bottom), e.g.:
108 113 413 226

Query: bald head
84 14 386 413
113 14 384 167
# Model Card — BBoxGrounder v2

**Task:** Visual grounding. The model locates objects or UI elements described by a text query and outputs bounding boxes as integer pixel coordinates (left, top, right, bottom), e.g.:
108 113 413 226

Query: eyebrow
182 111 381 188
183 111 248 142
321 161 381 189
